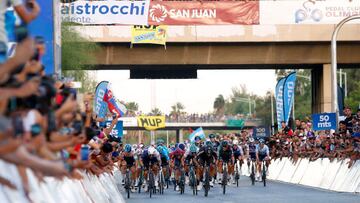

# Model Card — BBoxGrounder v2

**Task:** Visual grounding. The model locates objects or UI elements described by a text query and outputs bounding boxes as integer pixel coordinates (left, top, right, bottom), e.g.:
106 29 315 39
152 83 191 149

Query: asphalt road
122 177 359 203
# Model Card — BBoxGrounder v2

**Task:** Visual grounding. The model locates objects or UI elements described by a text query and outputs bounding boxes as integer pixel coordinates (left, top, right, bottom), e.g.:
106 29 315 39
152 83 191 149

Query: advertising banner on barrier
283 72 297 125
148 1 259 25
61 0 150 25
260 0 360 25
253 126 270 138
275 77 286 130
137 116 165 130
131 25 167 45
312 113 337 131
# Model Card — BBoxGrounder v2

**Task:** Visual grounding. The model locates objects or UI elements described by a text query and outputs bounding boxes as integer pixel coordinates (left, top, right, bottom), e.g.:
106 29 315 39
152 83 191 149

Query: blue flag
275 77 286 130
94 81 109 119
189 127 205 142
283 72 297 126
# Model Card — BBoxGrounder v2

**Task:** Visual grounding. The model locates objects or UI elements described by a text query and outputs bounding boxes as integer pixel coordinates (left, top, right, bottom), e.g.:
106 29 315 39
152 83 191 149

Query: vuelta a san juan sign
148 1 259 25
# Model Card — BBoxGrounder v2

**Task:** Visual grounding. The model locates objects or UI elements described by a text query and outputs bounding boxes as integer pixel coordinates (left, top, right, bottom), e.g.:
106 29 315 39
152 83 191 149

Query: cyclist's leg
217 160 223 182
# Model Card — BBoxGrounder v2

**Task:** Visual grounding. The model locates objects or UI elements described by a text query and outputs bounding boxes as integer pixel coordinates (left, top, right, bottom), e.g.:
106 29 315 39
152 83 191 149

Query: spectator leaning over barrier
343 106 354 134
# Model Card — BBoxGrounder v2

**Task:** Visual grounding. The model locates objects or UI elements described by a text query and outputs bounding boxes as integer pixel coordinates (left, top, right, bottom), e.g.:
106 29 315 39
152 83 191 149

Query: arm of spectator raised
13 0 40 24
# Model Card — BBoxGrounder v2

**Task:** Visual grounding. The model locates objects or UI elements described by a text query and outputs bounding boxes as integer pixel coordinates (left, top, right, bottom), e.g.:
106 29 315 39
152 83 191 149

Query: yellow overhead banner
131 25 167 45
137 116 166 130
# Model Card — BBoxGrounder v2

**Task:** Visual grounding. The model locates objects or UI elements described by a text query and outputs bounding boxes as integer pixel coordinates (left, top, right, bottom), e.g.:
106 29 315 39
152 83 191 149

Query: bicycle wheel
250 162 255 186
204 167 210 197
180 170 185 194
262 162 267 187
160 172 165 194
125 170 130 199
222 165 227 195
138 170 143 194
149 170 154 198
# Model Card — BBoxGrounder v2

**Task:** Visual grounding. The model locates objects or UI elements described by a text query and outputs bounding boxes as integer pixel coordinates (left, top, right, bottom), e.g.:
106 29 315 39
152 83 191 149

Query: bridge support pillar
176 129 184 143
312 64 333 114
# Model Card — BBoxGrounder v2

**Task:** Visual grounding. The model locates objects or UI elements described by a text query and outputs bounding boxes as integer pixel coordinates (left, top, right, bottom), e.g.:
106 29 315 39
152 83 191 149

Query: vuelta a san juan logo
295 0 323 23
149 4 168 23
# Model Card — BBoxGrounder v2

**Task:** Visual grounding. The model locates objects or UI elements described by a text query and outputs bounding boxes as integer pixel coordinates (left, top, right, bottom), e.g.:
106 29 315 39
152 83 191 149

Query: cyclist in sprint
156 145 170 188
194 136 203 148
217 140 234 185
209 134 220 152
247 137 257 173
120 144 137 192
184 144 199 186
256 139 270 181
170 143 185 191
231 140 244 184
197 141 217 190
140 146 161 192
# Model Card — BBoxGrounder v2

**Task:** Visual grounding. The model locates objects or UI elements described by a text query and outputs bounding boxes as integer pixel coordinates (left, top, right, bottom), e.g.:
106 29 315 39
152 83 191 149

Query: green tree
170 102 185 121
213 94 225 116
150 108 162 116
61 23 99 93
345 81 360 111
126 102 139 114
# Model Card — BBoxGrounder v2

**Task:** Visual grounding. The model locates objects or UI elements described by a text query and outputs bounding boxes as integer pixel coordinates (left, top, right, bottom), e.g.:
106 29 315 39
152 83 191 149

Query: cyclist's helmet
178 143 186 151
233 140 239 145
209 134 216 139
156 146 164 154
259 139 265 144
148 146 156 155
222 140 229 147
190 144 198 153
157 139 165 145
132 144 138 150
249 137 255 143
205 141 213 147
194 136 201 142
124 144 132 153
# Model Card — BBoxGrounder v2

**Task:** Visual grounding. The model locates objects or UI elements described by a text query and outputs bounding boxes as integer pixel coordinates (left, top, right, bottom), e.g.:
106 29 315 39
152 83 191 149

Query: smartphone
30 124 41 137
15 25 28 43
26 0 34 9
80 145 89 161
0 42 7 64
12 116 24 137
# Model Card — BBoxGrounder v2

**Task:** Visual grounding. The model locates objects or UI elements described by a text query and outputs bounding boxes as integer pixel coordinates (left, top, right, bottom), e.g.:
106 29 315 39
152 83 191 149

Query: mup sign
312 113 337 131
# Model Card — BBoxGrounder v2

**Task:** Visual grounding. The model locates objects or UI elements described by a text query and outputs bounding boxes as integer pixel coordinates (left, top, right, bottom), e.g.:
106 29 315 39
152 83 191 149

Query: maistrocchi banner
61 0 150 25
148 1 259 25
283 72 297 126
275 77 286 130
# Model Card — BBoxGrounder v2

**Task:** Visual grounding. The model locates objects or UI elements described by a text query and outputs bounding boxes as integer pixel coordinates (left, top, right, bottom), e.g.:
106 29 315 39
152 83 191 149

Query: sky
93 69 277 114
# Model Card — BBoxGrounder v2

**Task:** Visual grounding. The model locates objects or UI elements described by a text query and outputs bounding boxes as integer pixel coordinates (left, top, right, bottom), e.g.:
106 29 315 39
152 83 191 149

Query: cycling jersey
248 144 257 160
232 145 243 159
197 147 217 166
122 152 135 167
170 148 185 168
218 146 233 163
257 145 269 161
141 149 160 168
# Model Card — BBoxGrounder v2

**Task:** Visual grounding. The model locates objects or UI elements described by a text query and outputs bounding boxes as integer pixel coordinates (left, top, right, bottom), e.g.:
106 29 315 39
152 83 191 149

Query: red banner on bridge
148 1 259 25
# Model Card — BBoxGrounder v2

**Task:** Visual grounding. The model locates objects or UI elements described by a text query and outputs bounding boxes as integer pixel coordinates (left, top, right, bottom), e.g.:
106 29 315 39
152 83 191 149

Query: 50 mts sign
312 113 336 131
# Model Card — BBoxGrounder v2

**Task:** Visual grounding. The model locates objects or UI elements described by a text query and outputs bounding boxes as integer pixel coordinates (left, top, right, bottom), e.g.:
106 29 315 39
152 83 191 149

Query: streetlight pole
331 15 360 129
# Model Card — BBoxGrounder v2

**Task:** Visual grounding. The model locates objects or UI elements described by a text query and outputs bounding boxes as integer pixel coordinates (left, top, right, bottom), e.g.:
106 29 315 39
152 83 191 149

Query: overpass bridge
121 119 261 142
66 0 360 114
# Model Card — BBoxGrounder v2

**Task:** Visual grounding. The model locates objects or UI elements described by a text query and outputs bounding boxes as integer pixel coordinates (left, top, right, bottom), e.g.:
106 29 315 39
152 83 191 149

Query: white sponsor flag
61 0 150 25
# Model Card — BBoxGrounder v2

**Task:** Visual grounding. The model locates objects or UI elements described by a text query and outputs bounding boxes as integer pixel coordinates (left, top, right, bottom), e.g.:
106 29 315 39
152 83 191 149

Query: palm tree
125 102 139 116
150 108 162 116
213 94 225 116
170 102 185 122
